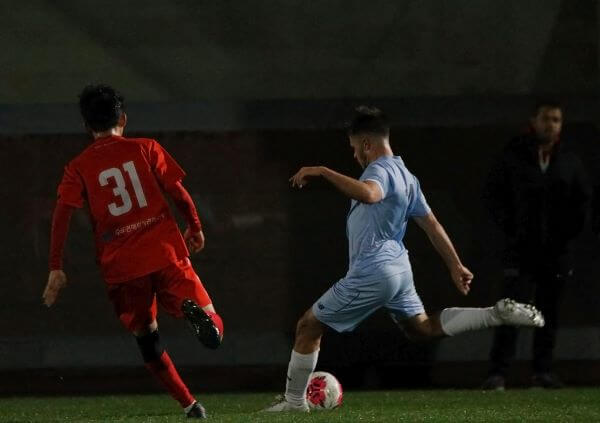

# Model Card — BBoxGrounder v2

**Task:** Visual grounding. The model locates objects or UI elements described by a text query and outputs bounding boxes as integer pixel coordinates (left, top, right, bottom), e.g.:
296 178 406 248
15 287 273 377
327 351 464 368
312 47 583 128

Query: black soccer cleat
182 299 221 349
186 401 207 418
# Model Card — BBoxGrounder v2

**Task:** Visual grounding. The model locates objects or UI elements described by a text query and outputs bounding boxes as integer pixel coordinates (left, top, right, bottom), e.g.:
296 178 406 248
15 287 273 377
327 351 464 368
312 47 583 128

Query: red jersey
57 135 189 283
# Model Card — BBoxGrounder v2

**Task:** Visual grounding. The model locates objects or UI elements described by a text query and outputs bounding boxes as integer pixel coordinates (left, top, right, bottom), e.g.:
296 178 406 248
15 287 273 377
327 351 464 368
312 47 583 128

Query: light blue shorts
312 259 424 333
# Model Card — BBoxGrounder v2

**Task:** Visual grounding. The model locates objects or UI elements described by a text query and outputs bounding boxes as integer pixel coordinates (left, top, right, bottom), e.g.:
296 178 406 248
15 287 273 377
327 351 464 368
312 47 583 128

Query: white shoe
263 396 309 413
494 298 545 327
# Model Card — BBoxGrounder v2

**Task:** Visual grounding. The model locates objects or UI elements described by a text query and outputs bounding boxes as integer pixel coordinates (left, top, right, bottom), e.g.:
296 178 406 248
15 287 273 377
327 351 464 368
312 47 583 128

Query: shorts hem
312 303 354 333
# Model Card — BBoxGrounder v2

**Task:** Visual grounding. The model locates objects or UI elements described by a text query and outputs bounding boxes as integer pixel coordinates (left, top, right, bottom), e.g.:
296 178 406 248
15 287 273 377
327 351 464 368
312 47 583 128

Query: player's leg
134 321 204 417
156 258 223 349
294 307 326 354
485 271 536 389
397 298 544 340
266 275 384 412
107 278 203 418
532 270 566 388
385 268 433 339
393 312 444 340
265 307 326 412
388 269 543 340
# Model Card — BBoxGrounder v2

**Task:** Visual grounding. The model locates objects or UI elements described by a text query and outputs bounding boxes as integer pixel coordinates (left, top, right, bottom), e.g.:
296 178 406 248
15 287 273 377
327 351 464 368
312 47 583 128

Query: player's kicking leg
264 308 325 412
394 298 544 340
155 258 224 349
182 299 222 349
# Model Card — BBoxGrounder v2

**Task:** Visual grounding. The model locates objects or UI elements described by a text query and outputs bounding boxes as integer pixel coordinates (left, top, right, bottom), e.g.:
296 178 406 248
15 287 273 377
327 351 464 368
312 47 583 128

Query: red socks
206 311 224 339
141 314 223 408
145 351 195 408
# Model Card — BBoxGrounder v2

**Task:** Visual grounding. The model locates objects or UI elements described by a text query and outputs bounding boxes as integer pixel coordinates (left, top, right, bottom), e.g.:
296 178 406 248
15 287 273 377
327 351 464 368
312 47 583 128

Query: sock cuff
440 306 498 336
183 401 197 413
291 349 319 369
439 308 453 336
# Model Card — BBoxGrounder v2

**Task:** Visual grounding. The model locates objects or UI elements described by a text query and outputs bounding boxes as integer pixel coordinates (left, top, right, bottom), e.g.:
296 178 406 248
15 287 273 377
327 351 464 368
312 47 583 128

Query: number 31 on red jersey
99 161 148 216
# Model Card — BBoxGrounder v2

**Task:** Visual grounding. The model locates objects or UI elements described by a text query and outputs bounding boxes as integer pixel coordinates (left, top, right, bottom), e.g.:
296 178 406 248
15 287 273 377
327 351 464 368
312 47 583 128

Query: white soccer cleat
263 396 310 413
494 298 545 327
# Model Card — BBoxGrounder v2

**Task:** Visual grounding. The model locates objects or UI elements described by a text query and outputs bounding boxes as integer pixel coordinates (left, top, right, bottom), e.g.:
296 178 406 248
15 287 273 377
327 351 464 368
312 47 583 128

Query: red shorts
106 257 212 333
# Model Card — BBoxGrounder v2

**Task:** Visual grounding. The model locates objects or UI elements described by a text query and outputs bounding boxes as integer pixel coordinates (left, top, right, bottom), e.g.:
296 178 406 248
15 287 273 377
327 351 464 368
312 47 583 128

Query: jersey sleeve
57 163 85 208
49 202 75 270
360 163 390 199
167 181 203 233
409 177 431 217
148 140 186 189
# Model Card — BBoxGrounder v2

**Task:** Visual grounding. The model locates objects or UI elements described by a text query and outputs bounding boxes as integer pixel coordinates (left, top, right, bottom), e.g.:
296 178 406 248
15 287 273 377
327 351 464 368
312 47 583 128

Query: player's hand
184 228 205 254
450 264 473 295
289 166 323 188
43 270 67 307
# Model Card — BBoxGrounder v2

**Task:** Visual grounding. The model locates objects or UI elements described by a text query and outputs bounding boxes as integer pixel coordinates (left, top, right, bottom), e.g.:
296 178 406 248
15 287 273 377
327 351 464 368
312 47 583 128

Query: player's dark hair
532 98 562 117
79 84 125 132
348 106 390 138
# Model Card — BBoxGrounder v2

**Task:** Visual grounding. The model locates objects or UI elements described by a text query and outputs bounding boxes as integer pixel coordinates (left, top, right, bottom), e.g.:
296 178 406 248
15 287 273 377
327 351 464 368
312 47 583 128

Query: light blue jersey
312 155 431 332
346 155 431 277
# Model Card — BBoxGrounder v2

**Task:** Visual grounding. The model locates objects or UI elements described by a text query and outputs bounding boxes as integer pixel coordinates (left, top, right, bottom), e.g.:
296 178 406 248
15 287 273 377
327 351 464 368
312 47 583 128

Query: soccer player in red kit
42 84 223 419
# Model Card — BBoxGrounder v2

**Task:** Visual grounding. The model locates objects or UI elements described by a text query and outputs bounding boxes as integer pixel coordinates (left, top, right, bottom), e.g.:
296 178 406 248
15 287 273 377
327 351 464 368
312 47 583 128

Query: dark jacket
483 133 591 273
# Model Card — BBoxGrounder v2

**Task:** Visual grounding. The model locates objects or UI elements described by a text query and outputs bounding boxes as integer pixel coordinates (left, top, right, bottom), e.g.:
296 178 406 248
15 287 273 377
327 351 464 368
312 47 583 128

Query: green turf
1 389 600 422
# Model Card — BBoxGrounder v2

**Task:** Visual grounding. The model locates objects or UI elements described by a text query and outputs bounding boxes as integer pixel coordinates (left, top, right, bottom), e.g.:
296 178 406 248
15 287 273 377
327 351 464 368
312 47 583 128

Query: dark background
1 0 600 393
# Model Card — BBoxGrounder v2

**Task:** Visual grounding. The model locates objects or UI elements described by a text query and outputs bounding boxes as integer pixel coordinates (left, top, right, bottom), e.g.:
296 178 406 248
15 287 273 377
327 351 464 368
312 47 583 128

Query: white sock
284 349 319 405
439 307 502 336
183 401 196 414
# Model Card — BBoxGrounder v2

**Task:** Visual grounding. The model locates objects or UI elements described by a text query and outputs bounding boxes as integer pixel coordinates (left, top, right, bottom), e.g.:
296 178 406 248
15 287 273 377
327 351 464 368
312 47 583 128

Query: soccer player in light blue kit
266 106 545 412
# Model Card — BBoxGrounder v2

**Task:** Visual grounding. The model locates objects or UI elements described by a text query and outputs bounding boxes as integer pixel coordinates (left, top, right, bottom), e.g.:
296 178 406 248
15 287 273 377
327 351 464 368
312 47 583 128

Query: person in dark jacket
482 100 591 390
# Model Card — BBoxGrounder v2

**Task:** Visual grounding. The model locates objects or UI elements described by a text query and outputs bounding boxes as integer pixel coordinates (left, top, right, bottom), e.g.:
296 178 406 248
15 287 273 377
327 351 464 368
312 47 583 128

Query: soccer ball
306 371 343 409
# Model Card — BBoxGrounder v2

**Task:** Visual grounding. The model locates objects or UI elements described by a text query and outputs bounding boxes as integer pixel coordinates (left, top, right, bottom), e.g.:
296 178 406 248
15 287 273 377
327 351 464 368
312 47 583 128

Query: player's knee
132 320 158 337
136 330 165 363
402 320 438 341
296 310 322 338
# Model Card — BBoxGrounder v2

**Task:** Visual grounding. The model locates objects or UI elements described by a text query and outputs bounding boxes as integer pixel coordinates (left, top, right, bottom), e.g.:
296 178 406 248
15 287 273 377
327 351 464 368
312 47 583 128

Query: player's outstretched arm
165 181 205 254
43 203 74 307
290 166 382 203
413 212 473 295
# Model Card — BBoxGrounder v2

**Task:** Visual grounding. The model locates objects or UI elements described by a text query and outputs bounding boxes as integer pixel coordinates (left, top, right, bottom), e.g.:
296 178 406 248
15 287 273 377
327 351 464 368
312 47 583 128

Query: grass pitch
1 389 599 422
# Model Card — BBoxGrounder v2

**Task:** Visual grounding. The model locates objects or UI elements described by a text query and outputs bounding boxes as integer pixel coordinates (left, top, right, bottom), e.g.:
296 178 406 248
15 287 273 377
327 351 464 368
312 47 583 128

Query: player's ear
362 138 371 151
119 112 127 129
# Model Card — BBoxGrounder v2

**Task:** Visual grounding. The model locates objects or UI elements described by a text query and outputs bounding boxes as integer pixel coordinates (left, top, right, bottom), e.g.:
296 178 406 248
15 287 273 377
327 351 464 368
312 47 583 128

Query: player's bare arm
42 269 67 307
290 166 382 204
413 212 473 295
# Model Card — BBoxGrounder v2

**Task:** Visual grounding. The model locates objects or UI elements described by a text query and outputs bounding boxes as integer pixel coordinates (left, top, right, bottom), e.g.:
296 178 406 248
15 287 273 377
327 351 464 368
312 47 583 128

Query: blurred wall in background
1 0 598 104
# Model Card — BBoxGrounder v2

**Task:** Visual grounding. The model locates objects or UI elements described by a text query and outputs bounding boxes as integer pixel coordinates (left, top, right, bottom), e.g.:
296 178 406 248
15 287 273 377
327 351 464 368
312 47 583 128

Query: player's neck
92 127 124 139
367 145 394 164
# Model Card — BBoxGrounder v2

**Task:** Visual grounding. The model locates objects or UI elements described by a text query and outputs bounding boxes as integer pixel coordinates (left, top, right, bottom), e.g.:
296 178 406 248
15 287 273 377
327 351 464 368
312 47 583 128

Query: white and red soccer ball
306 371 343 409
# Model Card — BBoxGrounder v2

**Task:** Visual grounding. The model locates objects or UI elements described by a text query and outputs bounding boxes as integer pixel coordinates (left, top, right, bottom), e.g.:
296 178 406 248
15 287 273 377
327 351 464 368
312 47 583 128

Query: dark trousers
488 269 567 376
